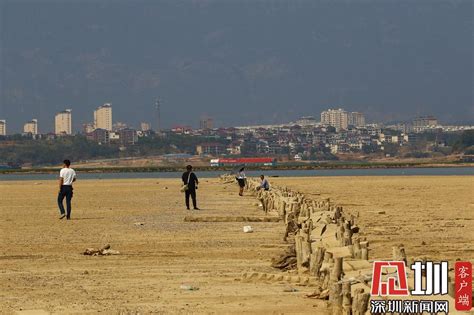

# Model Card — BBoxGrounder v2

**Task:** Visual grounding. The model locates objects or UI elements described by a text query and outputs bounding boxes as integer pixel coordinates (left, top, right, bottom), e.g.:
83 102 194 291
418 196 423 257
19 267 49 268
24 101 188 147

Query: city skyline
0 98 471 134
0 97 469 135
0 1 472 132
0 106 463 136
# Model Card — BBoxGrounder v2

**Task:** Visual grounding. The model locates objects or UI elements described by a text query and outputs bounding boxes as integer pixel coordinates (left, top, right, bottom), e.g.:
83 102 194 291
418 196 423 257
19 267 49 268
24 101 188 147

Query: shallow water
0 167 472 181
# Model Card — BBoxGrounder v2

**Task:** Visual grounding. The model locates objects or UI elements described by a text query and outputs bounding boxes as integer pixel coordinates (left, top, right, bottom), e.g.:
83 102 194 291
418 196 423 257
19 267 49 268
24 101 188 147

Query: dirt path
0 178 325 314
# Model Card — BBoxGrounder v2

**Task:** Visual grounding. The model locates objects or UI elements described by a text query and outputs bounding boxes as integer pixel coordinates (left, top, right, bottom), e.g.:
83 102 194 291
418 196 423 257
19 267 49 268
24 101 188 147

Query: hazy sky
0 0 472 132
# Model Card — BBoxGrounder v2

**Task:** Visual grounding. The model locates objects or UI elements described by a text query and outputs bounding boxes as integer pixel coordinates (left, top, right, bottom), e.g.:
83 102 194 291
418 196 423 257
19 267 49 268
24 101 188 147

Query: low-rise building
83 123 95 134
226 141 242 155
196 142 226 156
171 125 192 134
403 133 418 144
118 128 138 146
109 132 120 143
140 122 151 132
295 116 318 126
331 143 350 154
412 116 438 133
86 128 109 144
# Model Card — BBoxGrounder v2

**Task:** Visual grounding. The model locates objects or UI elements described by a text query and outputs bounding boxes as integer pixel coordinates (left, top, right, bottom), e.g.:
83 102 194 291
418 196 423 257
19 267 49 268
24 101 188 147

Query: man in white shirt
58 159 76 220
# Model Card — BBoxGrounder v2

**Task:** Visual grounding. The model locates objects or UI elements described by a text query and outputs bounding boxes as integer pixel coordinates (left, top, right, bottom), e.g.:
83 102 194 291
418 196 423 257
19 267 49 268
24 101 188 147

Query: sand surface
0 175 472 314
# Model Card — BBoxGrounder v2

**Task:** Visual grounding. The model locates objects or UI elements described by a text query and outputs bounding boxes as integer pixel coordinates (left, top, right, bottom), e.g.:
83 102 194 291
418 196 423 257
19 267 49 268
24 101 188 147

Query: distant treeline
0 134 225 166
455 130 474 153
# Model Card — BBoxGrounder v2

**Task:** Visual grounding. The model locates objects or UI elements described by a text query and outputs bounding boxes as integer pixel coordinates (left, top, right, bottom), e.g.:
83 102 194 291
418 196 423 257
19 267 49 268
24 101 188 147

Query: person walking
58 159 76 220
182 165 199 210
236 167 246 196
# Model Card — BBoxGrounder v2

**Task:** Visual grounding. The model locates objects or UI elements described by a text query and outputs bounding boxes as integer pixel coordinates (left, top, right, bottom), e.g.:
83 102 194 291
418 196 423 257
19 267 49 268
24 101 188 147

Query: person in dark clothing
182 165 199 210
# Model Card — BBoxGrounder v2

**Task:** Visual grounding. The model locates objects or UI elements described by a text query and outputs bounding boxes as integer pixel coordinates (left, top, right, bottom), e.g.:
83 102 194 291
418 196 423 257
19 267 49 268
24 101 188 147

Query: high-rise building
55 109 72 135
320 108 348 130
199 116 214 130
0 120 6 136
94 103 113 131
23 119 38 135
348 112 366 127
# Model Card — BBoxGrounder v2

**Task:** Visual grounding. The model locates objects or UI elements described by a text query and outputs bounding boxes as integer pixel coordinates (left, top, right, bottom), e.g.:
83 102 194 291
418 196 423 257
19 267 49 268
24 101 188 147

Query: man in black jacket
182 165 199 210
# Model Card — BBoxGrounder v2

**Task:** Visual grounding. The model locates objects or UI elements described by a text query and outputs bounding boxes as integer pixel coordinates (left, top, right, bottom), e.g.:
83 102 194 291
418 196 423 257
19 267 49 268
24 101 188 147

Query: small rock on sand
243 226 253 233
180 284 199 291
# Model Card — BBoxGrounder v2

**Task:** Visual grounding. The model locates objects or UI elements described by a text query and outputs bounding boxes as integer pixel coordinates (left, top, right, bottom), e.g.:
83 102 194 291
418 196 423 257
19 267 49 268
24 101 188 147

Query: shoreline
0 161 472 175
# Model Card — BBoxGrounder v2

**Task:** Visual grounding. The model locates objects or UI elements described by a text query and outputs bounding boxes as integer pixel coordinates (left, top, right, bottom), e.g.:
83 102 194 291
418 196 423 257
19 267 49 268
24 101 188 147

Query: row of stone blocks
220 175 372 315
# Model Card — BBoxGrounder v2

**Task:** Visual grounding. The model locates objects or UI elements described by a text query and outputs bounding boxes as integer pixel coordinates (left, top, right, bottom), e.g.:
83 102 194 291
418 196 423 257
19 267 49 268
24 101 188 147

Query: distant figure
236 167 246 196
182 165 199 210
258 174 270 191
58 159 76 220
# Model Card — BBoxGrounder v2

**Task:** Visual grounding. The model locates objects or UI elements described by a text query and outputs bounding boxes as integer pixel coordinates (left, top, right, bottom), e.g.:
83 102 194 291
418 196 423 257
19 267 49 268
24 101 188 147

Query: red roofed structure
210 157 276 166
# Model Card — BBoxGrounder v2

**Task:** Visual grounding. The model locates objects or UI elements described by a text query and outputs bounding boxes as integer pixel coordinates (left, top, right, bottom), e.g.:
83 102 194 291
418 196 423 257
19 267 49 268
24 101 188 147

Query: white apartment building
55 109 72 135
94 103 113 131
321 108 349 130
23 119 38 135
0 120 6 136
